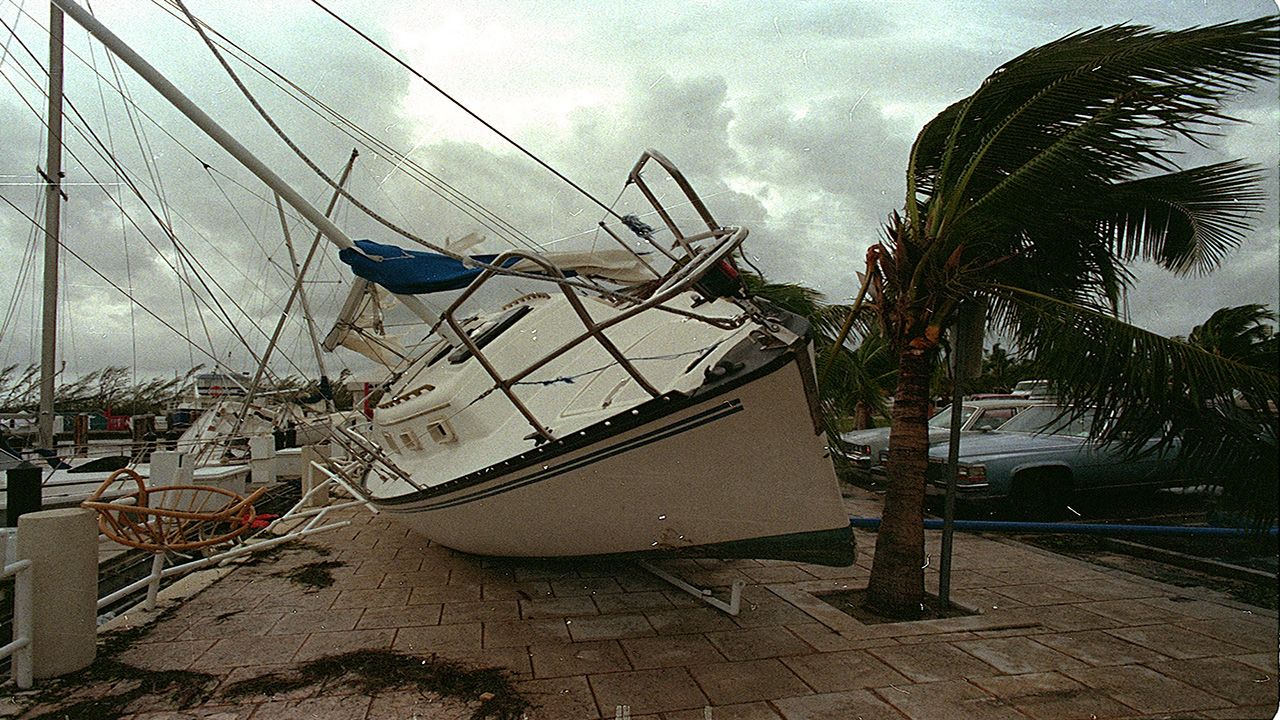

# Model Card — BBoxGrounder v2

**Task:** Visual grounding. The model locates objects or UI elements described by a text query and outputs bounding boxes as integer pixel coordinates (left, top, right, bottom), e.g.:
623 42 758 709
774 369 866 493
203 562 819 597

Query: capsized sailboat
50 0 855 566
330 151 855 566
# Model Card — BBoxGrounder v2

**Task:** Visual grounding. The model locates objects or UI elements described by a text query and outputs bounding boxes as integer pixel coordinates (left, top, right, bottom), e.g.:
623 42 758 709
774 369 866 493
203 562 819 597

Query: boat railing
627 149 722 253
437 224 749 441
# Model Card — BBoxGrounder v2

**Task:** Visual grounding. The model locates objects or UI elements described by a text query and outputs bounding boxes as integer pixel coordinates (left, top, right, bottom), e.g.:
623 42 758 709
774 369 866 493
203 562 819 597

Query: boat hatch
448 304 533 364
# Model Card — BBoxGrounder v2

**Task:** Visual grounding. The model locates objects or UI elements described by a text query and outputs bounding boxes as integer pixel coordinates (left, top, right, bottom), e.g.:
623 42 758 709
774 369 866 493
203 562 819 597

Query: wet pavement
5 485 1276 719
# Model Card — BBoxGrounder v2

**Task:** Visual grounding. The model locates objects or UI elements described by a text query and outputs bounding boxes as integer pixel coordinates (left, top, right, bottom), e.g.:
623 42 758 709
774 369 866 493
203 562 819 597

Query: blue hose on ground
849 517 1278 537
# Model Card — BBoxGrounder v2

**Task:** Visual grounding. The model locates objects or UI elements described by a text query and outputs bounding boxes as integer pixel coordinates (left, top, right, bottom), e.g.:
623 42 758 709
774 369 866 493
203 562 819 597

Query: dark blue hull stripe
386 398 743 513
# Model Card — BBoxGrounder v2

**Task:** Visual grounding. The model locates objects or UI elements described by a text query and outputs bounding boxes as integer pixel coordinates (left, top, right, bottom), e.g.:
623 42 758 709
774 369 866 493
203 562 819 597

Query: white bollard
301 444 331 508
17 508 97 678
249 436 276 486
150 450 193 487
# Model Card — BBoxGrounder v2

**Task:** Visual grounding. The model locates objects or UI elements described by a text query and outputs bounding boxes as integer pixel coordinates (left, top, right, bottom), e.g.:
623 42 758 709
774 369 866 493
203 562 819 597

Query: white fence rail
0 529 33 689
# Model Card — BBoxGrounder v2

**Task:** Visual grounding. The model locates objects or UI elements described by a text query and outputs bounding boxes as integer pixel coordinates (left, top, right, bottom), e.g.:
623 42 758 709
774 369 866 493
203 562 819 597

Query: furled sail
339 239 653 295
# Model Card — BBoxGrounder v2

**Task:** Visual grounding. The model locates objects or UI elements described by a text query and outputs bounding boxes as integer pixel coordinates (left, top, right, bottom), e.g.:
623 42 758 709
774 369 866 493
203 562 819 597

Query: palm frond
992 286 1278 455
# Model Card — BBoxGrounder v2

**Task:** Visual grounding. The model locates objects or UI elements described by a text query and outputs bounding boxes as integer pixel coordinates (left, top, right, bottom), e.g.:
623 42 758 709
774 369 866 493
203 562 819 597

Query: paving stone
1060 575 1164 601
952 637 1087 674
292 628 395 662
993 603 1122 632
704 626 812 661
242 693 372 719
484 618 572 647
551 576 624 596
780 649 910 693
330 586 411 609
176 610 286 641
515 674 599 720
393 622 482 653
566 613 656 642
1079 599 1171 626
970 671 1133 720
873 678 1029 720
1174 617 1277 654
740 566 818 584
772 688 903 719
480 579 555 601
253 589 339 614
217 663 317 702
688 658 811 704
354 603 443 630
116 638 217 672
408 583 484 604
1033 630 1170 666
867 641 999 683
197 634 308 670
785 623 860 652
621 634 726 670
1065 664 1233 714
440 599 522 624
589 667 709 716
989 583 1092 606
646 607 739 635
366 690 475 719
661 702 782 719
376 569 452 588
1105 624 1249 660
521 595 601 619
529 639 631 678
732 593 815 628
1231 652 1280 673
593 590 674 614
1146 657 1279 708
267 607 363 636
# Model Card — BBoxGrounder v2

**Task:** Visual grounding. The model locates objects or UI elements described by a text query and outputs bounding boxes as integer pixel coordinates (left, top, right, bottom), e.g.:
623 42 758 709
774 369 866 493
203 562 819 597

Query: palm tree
857 18 1280 616
1180 305 1278 531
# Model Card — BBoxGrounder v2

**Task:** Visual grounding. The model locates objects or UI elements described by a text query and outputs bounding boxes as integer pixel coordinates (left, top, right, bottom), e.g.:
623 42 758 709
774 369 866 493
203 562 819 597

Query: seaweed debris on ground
15 607 216 720
271 560 346 589
219 649 531 720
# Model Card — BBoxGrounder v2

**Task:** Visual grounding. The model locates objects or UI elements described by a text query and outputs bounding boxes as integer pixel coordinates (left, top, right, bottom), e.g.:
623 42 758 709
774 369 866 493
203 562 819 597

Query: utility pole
37 3 65 452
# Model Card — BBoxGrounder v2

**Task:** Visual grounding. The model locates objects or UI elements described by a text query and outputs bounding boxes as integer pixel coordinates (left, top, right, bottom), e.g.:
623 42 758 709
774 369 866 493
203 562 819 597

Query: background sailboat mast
36 4 64 451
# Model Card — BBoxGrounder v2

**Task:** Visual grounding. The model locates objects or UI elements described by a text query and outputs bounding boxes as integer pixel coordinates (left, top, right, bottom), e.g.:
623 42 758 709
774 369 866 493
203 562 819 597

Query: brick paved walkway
10 485 1276 719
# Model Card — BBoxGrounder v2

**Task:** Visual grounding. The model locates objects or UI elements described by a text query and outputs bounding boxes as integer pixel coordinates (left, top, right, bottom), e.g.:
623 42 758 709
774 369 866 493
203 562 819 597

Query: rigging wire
0 45 316 382
157 0 544 252
305 0 626 225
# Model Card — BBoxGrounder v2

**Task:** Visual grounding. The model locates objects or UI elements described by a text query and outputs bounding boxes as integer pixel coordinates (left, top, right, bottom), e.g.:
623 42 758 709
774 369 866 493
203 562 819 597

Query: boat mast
37 4 65 452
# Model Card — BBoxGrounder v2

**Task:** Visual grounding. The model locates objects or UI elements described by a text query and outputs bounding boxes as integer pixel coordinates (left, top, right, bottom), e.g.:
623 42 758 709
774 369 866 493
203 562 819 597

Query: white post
300 444 331 508
17 508 97 678
144 552 165 611
249 436 276 486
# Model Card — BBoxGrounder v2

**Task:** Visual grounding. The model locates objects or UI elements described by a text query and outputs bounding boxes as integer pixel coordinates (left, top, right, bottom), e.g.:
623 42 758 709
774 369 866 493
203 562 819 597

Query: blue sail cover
339 239 527 295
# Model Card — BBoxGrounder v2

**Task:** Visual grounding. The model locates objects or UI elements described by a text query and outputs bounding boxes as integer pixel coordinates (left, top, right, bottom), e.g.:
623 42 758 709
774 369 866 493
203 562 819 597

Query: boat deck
5 485 1275 719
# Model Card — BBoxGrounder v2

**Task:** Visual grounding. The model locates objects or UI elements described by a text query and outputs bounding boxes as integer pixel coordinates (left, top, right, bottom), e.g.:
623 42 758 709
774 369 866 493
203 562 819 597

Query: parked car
924 403 1181 519
1010 379 1054 399
835 398 1038 477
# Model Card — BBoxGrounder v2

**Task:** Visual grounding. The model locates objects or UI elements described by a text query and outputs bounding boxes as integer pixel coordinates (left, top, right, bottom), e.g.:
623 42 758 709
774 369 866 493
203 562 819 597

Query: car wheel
1008 471 1068 522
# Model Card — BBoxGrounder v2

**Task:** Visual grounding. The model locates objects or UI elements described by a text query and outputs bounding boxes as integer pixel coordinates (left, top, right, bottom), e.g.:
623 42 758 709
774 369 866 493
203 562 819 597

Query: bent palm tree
861 18 1280 615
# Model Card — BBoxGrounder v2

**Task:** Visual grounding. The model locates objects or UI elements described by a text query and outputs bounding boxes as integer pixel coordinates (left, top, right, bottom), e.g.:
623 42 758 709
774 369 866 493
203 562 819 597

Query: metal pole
49 0 355 251
37 4 64 452
938 326 965 607
222 153 357 453
276 195 331 393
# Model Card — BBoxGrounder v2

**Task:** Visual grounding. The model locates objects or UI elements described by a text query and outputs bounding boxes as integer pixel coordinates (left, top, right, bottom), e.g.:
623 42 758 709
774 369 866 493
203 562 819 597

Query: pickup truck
925 404 1180 519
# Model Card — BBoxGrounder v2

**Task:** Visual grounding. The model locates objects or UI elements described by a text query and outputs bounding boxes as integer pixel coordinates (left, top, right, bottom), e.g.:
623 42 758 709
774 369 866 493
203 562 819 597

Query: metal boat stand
637 560 747 616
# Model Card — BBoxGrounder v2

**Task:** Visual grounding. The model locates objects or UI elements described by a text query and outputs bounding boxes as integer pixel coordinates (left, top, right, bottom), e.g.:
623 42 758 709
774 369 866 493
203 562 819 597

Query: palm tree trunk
865 344 933 615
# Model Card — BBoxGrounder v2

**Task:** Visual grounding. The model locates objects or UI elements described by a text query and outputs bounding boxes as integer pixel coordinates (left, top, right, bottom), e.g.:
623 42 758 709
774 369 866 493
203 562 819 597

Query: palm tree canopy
879 16 1279 447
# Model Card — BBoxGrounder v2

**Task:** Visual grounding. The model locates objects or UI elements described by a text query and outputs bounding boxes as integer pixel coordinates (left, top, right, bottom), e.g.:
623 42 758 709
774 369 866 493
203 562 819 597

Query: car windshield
927 405 976 429
997 405 1093 438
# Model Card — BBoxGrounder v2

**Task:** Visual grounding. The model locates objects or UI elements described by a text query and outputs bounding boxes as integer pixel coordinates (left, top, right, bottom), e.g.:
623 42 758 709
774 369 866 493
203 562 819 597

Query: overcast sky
0 0 1276 382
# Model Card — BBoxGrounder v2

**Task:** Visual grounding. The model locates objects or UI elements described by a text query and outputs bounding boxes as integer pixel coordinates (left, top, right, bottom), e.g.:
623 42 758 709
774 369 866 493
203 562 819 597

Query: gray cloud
0 0 1275 381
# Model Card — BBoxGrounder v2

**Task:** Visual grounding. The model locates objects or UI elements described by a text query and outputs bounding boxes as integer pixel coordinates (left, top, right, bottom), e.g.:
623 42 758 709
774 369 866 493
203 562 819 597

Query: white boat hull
377 351 854 566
